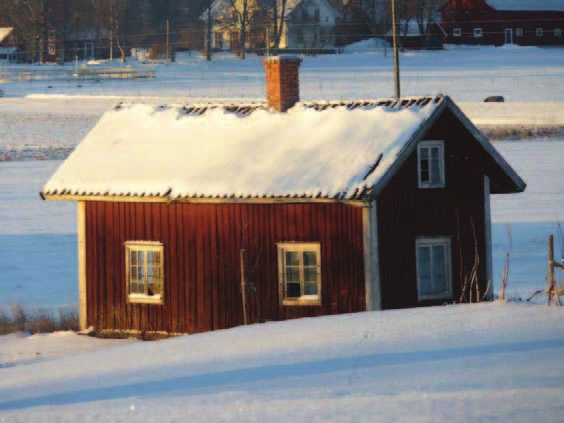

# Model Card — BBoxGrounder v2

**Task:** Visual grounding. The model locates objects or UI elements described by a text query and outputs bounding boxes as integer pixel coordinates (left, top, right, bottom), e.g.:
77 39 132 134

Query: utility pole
206 5 212 61
391 0 400 98
166 19 170 64
110 0 114 61
266 26 270 56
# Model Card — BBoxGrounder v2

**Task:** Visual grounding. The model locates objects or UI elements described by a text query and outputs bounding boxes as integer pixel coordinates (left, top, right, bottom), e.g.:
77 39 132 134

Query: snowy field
1 303 563 422
3 44 564 102
1 44 564 421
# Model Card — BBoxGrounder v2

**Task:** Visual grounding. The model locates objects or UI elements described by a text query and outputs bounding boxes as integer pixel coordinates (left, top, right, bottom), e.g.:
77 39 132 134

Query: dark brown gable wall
85 202 365 334
377 109 489 309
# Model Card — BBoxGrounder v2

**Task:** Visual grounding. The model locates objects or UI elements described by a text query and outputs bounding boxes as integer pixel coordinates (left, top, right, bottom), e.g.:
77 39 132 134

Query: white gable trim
362 202 381 311
484 175 494 301
77 201 87 330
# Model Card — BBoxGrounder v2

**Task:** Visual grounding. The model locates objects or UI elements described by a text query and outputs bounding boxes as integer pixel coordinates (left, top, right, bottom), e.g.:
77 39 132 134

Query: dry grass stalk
499 224 512 301
0 304 79 335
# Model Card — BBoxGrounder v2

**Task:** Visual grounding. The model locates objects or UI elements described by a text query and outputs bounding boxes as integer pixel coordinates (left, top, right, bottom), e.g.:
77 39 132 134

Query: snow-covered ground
1 303 563 422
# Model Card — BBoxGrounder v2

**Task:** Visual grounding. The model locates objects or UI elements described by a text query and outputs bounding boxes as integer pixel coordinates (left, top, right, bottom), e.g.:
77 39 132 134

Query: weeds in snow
0 304 79 335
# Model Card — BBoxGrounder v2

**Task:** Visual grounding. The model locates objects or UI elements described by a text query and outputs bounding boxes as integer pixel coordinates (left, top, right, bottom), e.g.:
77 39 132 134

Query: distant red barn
441 0 564 46
41 56 526 336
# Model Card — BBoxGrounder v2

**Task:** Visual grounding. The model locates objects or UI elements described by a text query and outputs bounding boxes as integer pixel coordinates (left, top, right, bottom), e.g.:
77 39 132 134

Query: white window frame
453 28 462 37
555 28 562 37
417 140 445 189
536 28 543 37
277 242 321 306
415 237 453 301
125 241 164 304
473 27 483 38
516 28 523 37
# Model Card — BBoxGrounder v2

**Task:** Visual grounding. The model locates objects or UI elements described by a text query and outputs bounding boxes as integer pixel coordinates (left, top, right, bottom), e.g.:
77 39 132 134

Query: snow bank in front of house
43 101 439 199
0 331 136 369
1 302 564 422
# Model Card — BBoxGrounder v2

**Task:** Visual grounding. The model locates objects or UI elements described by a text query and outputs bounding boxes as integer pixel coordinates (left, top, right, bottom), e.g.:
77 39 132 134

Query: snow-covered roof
0 28 13 44
42 95 525 202
486 0 564 11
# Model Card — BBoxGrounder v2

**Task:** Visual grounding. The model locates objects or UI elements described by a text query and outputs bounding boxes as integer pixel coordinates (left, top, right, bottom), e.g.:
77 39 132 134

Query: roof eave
40 193 371 207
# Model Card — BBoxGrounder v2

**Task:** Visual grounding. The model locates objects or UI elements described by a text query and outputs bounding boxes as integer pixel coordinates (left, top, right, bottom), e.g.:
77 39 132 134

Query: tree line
0 0 443 63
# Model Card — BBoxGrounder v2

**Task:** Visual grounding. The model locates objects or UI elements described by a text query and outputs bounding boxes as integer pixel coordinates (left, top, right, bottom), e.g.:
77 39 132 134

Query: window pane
286 251 300 266
432 245 447 293
286 267 300 282
430 158 441 185
139 264 145 281
417 246 432 295
420 148 429 160
431 147 439 160
151 265 160 281
131 282 144 294
304 282 318 295
304 267 318 283
303 251 317 266
137 251 145 267
131 266 138 281
421 168 430 183
130 250 137 266
287 282 301 298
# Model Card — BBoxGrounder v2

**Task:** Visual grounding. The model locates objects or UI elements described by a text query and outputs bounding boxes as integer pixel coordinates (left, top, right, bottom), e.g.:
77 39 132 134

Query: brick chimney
263 56 302 112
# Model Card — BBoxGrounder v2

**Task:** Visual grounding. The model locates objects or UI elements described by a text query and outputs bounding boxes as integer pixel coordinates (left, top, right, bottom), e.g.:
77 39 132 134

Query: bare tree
268 0 289 51
413 0 441 36
216 0 261 58
4 0 50 63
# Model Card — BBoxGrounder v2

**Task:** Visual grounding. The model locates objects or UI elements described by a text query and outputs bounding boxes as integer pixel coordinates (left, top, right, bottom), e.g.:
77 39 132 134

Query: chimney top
263 55 302 113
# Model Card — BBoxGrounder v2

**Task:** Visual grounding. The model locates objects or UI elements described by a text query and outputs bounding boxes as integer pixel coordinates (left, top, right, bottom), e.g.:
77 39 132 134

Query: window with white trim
418 141 445 188
48 44 56 55
536 28 543 37
125 241 164 304
277 243 321 306
453 28 462 37
416 237 452 301
516 28 523 37
555 28 562 37
473 27 483 38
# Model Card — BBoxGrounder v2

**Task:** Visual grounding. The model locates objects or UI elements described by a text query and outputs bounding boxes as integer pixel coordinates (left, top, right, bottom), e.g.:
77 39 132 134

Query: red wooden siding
377 109 489 309
85 202 365 333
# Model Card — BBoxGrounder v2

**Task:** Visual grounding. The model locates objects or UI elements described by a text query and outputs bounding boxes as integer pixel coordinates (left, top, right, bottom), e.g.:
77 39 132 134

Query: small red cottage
41 56 525 335
441 0 564 46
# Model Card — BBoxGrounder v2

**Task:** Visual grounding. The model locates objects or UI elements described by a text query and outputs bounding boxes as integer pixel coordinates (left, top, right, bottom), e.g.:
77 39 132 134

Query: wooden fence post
548 235 563 306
